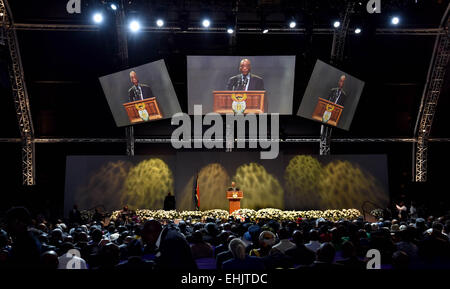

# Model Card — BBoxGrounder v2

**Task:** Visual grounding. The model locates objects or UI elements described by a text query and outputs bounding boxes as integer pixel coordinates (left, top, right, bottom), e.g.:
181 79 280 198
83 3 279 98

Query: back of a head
309 229 319 241
277 228 290 240
91 228 103 243
292 230 304 245
259 231 276 248
316 242 335 263
0 229 8 247
5 207 31 234
60 242 75 256
41 250 59 269
341 241 355 258
192 230 203 244
432 221 443 233
228 238 246 260
392 250 410 269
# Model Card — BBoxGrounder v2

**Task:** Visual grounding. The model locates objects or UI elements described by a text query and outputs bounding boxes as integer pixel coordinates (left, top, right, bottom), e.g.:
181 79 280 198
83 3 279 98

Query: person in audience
222 238 265 270
285 230 315 266
58 242 87 269
272 228 295 254
216 235 235 270
190 230 214 259
249 231 276 257
305 229 321 253
336 241 366 269
307 242 343 269
5 207 42 267
141 220 197 270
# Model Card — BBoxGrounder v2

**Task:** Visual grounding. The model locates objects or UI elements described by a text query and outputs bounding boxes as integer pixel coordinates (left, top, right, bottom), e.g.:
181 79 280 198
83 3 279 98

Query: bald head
338 75 346 88
130 71 139 86
239 59 251 76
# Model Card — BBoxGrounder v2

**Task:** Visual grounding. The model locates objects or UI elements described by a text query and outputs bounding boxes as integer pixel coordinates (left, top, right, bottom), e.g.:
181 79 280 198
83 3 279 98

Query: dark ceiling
0 0 448 140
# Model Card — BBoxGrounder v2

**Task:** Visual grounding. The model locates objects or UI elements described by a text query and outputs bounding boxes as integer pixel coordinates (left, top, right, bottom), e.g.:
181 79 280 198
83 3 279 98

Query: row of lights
93 6 401 34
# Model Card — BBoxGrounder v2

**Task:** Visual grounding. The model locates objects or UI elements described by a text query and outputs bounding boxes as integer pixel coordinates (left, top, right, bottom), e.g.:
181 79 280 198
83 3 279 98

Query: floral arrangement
110 208 362 222
201 209 229 221
255 208 284 221
231 209 257 222
80 210 93 223
370 208 384 219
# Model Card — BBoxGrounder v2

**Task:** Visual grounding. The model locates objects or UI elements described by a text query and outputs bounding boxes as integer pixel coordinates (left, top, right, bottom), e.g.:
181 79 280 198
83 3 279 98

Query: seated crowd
1 206 450 270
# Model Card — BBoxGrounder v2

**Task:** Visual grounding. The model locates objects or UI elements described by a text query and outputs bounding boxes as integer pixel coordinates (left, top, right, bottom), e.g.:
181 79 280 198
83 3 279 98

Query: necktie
242 77 248 91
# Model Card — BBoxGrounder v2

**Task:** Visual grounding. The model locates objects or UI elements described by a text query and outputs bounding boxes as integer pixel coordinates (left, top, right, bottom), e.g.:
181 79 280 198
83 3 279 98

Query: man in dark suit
226 59 264 91
128 71 155 102
227 181 240 192
163 192 176 211
326 75 347 106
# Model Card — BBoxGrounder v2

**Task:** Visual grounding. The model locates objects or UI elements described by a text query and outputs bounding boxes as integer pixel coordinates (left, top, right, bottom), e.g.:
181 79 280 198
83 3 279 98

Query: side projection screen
99 59 182 127
297 59 365 131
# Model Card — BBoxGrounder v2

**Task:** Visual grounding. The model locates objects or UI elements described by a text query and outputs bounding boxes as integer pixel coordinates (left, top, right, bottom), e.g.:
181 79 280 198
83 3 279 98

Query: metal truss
1 0 35 185
1 23 444 36
114 0 134 156
320 1 355 156
4 137 447 144
413 6 450 182
126 127 135 156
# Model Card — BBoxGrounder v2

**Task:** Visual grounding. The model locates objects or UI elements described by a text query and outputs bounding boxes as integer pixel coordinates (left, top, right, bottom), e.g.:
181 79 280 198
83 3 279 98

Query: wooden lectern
213 91 265 114
123 97 162 124
226 190 243 214
312 97 344 127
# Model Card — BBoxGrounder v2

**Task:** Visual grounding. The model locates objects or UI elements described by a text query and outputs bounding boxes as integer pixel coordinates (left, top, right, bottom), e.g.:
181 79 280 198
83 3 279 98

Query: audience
0 204 450 270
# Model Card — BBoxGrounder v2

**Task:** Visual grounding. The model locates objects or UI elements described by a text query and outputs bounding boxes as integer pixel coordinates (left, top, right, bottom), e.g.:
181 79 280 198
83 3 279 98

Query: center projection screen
187 56 296 114
64 153 389 216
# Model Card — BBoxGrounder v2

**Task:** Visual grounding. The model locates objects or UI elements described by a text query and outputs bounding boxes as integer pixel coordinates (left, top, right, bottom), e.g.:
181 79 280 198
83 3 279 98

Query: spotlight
156 19 164 27
355 28 362 34
227 28 234 34
129 20 141 32
391 16 400 25
333 21 340 28
202 19 210 28
289 21 296 28
93 13 103 24
262 28 269 34
110 3 117 11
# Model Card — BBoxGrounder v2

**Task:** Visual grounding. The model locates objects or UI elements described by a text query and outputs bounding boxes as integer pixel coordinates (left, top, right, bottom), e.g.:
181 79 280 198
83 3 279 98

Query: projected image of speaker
297 60 365 130
187 56 296 115
99 59 182 127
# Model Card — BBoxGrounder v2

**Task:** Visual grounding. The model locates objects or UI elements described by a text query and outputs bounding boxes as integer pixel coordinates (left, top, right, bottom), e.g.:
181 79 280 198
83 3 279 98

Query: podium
123 97 162 124
213 91 265 114
312 97 344 127
226 190 243 214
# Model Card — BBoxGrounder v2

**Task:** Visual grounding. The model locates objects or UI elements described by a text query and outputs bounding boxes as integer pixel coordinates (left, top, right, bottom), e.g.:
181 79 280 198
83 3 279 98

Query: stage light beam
202 19 211 28
156 19 164 27
129 20 141 32
93 13 103 24
391 17 400 25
